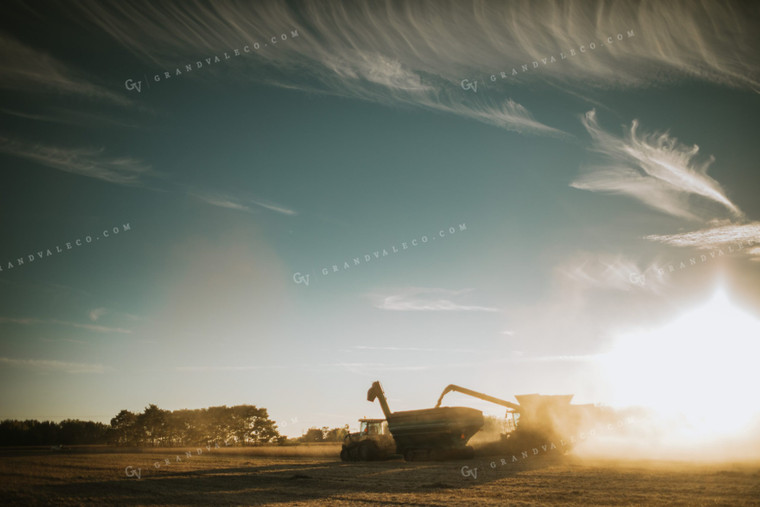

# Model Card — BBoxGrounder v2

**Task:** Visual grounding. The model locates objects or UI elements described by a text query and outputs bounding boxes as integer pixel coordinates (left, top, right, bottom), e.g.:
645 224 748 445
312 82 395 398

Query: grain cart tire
404 448 429 461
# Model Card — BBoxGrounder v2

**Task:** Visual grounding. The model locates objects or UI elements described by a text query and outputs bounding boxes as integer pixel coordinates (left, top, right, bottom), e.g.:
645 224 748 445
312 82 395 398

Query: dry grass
0 446 758 506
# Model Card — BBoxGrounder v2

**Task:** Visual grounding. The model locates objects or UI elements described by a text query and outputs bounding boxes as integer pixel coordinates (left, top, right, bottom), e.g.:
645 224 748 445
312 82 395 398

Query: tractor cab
359 418 388 436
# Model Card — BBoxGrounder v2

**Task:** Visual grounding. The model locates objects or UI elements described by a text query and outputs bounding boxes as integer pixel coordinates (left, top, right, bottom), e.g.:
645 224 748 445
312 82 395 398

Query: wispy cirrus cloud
333 361 477 374
51 320 131 334
0 136 153 187
644 222 760 249
40 338 86 345
370 287 501 312
571 110 743 222
559 252 665 294
352 345 488 353
1 107 145 129
190 191 298 216
511 354 601 363
61 0 760 140
176 365 287 372
441 97 565 135
250 199 298 216
191 193 252 213
0 31 132 106
644 222 760 261
89 308 108 321
333 354 600 375
65 0 572 136
0 317 37 325
88 307 143 323
325 50 433 93
0 316 131 334
71 0 760 94
0 357 108 374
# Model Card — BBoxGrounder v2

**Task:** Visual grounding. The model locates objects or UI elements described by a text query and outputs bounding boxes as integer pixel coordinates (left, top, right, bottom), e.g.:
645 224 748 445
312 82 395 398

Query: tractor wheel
340 447 350 462
358 441 376 461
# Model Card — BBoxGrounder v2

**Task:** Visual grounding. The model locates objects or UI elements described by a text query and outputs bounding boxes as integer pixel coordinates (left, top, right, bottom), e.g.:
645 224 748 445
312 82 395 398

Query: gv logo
124 78 142 93
460 79 478 93
125 466 142 479
460 465 478 479
292 272 310 286
629 273 646 286
281 416 299 427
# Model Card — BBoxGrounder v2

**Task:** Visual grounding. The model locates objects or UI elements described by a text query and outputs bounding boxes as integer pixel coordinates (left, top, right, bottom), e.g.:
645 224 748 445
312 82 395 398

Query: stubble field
1 445 759 506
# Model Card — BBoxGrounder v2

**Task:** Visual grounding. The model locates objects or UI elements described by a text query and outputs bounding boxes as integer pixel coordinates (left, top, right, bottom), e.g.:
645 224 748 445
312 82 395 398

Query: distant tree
59 420 109 444
207 406 234 444
299 427 325 442
136 404 169 446
323 425 350 442
110 410 137 446
230 405 279 445
166 409 192 446
29 420 58 445
0 420 30 445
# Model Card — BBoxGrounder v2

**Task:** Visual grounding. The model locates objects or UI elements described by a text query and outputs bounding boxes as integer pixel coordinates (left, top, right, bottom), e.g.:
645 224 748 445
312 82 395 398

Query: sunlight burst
599 288 760 439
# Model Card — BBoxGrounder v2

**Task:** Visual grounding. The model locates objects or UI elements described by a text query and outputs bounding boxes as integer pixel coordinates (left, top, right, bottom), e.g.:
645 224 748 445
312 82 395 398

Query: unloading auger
340 381 483 461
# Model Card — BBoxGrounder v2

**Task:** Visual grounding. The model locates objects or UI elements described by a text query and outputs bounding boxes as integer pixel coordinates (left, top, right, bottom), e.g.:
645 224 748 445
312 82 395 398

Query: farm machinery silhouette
341 381 604 462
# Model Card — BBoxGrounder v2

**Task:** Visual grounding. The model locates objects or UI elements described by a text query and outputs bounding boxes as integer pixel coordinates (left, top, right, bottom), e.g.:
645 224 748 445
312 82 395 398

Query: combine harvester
341 381 605 461
434 384 602 455
341 381 483 461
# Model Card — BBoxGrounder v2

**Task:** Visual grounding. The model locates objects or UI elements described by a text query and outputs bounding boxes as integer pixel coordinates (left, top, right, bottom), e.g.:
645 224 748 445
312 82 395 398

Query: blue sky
1 0 759 443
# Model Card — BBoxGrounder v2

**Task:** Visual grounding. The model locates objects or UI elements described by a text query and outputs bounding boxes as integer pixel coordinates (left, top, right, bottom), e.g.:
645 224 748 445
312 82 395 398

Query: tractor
340 418 396 461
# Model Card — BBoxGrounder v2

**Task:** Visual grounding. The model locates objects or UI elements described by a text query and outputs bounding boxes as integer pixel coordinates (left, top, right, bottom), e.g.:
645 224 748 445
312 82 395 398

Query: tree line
0 419 110 446
108 404 280 446
297 425 350 443
0 404 350 446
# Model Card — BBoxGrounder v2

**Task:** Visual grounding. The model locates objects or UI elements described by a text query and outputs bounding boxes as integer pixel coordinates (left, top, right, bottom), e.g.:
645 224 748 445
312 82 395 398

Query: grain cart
342 381 484 461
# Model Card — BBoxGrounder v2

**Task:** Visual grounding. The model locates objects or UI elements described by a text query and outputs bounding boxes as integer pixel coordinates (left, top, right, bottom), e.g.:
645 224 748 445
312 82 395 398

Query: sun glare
599 288 760 440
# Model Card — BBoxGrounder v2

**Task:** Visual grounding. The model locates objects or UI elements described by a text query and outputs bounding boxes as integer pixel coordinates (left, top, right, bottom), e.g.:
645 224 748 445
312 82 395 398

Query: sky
1 0 759 445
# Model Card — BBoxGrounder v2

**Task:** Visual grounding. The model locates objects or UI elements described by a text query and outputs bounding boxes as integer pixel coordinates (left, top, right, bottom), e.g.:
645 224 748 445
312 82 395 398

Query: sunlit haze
1 0 759 460
588 288 760 459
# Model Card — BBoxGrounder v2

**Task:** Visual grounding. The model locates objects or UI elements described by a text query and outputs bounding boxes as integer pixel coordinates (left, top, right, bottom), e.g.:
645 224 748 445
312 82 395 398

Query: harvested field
1 446 758 506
